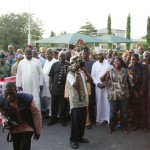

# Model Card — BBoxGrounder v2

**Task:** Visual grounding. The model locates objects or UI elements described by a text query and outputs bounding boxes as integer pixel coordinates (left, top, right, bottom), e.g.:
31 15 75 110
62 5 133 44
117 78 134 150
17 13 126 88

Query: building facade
96 28 125 38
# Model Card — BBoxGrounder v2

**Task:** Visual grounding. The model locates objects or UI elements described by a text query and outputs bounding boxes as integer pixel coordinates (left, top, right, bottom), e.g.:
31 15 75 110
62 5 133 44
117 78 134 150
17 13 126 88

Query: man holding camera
67 56 93 149
0 82 42 150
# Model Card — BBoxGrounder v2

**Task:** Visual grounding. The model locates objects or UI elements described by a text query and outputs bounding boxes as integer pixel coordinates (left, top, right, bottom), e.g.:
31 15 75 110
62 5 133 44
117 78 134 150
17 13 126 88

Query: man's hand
100 70 110 82
128 70 134 75
80 67 87 72
3 122 11 129
128 70 136 81
34 134 40 141
97 83 106 89
97 83 102 88
71 63 79 72
128 52 132 57
105 70 110 77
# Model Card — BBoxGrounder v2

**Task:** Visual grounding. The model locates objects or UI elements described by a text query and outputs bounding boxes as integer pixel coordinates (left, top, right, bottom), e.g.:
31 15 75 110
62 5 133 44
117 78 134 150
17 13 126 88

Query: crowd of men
0 43 150 149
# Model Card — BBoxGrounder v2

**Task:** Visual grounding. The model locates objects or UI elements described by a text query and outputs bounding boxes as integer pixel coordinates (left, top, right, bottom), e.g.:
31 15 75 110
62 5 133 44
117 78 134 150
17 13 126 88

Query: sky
1 0 150 39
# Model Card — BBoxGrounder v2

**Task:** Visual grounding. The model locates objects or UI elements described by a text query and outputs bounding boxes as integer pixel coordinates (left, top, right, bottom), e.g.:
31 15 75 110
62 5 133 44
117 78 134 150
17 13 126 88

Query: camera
70 56 85 72
3 118 18 129
79 59 85 68
6 119 17 127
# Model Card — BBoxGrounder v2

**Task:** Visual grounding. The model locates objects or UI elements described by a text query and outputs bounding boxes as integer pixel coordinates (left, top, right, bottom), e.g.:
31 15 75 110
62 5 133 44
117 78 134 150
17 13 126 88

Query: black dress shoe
70 142 78 149
77 138 89 143
44 115 51 119
47 118 58 126
108 127 113 134
122 128 129 134
60 120 67 126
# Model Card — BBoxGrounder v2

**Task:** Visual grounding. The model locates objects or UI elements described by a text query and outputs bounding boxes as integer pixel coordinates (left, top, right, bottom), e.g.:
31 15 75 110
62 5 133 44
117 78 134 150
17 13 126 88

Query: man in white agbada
42 49 57 117
91 49 113 124
16 49 43 110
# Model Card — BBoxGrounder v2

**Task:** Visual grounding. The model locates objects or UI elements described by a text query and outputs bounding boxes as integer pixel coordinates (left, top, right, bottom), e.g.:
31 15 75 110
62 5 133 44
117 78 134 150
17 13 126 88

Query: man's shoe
86 124 92 129
141 127 149 132
47 118 58 126
122 128 129 134
130 126 139 131
44 115 51 119
108 127 113 134
77 138 89 143
70 142 78 149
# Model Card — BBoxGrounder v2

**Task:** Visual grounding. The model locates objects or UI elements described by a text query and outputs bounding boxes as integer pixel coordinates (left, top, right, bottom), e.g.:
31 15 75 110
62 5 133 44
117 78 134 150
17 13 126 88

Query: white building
96 28 126 50
97 28 125 38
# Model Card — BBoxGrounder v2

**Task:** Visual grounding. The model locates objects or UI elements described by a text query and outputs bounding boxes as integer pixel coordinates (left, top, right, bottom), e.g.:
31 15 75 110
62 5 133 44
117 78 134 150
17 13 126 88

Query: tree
0 13 44 50
50 30 55 37
107 14 112 48
60 31 67 35
107 14 112 35
49 30 56 47
78 20 97 35
146 16 150 48
126 14 131 50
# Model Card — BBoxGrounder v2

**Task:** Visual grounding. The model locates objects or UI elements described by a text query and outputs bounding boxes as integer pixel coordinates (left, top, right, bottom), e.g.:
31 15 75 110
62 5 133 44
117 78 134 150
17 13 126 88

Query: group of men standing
0 43 150 150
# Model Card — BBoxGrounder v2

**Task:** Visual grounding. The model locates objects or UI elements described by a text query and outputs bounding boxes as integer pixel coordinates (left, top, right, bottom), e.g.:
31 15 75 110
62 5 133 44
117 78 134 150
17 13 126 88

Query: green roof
34 33 105 44
98 35 133 43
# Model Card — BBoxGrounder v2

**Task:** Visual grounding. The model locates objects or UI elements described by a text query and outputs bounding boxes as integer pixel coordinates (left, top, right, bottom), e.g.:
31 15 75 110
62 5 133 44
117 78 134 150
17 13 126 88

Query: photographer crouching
66 56 93 149
0 82 42 150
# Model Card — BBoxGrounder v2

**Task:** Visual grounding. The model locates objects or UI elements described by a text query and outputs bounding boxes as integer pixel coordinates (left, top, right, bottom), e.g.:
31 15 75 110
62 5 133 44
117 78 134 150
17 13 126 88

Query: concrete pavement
0 118 150 150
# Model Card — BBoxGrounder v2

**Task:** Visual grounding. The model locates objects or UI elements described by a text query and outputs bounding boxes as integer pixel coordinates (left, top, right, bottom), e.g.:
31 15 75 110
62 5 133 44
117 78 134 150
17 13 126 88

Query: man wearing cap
91 49 113 125
16 49 43 110
6 45 16 66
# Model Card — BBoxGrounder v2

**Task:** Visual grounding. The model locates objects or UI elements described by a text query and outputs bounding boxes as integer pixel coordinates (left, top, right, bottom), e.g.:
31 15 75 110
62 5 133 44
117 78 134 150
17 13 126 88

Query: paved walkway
0 118 150 150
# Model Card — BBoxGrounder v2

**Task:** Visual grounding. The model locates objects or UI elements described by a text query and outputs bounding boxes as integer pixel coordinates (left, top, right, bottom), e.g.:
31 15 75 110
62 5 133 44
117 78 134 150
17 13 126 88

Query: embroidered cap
97 48 105 54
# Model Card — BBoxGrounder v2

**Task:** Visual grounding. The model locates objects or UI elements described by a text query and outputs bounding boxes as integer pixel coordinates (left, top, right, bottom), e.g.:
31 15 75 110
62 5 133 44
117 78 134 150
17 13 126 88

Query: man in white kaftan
16 49 43 110
91 49 113 124
42 49 57 117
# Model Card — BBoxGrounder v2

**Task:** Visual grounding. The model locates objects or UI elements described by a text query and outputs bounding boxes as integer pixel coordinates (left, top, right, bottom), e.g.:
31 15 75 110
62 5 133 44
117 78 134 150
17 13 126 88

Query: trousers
12 131 33 150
